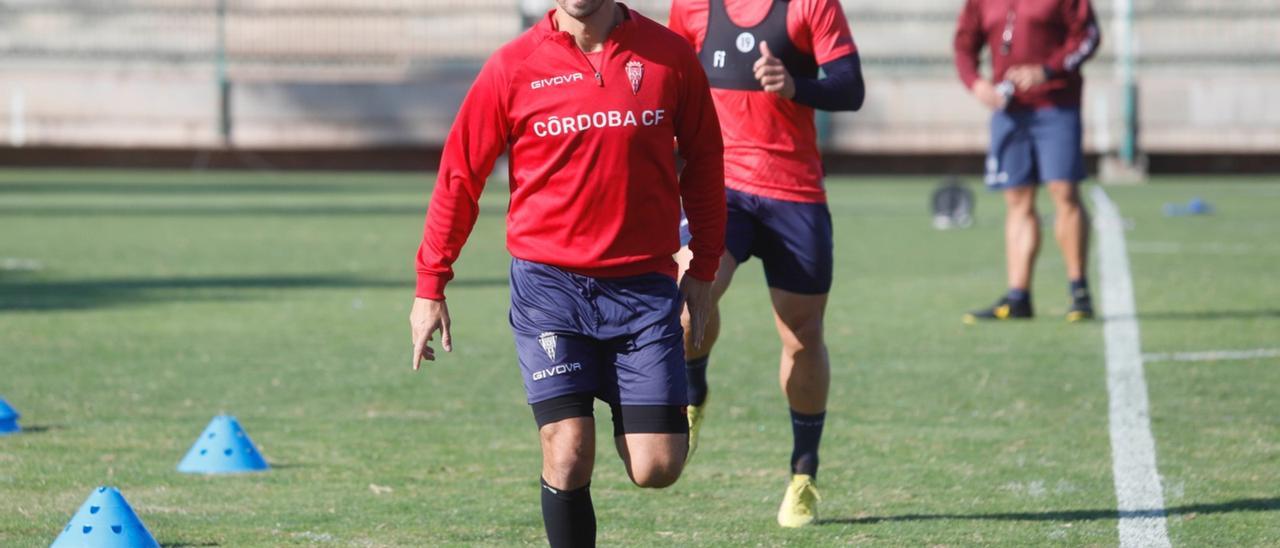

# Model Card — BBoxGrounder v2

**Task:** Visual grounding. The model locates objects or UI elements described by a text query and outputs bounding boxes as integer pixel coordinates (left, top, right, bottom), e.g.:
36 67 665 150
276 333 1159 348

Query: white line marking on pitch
1144 347 1280 363
1091 186 1172 548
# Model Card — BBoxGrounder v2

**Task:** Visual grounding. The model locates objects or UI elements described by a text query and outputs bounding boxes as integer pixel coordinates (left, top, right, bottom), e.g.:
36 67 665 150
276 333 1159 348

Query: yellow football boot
777 474 820 528
685 396 707 462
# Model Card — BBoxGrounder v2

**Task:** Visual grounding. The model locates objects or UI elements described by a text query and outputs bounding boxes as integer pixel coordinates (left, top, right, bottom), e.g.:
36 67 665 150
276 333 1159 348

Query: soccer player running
668 0 865 528
953 0 1101 323
408 0 726 545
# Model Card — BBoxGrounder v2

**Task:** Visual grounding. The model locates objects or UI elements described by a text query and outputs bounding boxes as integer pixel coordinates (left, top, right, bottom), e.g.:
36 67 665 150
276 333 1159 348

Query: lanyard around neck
1000 0 1018 56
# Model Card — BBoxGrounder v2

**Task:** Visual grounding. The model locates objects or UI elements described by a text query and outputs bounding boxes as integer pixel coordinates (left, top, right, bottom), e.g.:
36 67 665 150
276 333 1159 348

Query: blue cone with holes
0 397 19 435
51 486 159 548
177 415 269 474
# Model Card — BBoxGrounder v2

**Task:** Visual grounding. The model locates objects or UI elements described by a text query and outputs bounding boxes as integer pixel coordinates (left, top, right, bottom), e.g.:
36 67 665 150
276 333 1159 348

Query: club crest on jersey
538 332 557 361
626 60 643 95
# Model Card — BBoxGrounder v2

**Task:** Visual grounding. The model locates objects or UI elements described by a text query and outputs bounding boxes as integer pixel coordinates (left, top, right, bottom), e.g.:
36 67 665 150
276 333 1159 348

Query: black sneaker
1066 297 1094 322
963 296 1034 324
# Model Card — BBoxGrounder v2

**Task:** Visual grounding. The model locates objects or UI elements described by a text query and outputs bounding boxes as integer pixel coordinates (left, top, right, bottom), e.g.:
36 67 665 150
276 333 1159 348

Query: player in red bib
668 0 864 527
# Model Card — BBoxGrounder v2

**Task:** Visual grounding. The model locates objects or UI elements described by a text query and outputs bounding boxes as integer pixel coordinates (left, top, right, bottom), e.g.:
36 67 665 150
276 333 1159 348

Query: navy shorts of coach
508 258 689 437
985 106 1086 190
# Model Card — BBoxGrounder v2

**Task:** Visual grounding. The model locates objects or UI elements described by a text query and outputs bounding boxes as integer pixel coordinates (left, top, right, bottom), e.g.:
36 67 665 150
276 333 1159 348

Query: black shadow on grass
14 424 63 434
1133 309 1280 322
819 497 1280 525
160 542 220 547
0 275 506 311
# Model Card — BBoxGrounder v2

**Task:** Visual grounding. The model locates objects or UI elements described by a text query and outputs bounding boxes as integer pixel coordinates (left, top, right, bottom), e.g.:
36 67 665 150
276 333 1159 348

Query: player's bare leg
614 433 687 488
1047 181 1095 320
770 288 829 527
541 417 595 489
772 289 830 414
539 417 596 547
1004 185 1041 292
965 185 1042 322
675 248 737 459
1047 181 1087 280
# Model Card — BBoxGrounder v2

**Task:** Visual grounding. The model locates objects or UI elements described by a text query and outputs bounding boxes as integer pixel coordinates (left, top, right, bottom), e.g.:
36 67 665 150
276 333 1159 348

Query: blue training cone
51 486 160 548
0 397 19 435
176 415 269 474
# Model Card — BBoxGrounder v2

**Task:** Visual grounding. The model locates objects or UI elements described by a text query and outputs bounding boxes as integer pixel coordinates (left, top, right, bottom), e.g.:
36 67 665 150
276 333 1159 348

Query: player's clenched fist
753 41 795 99
409 296 452 370
1004 64 1048 91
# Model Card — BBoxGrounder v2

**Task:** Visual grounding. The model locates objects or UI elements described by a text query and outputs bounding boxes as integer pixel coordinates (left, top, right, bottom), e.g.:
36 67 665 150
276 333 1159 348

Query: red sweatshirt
416 5 726 300
954 0 1100 110
669 0 857 204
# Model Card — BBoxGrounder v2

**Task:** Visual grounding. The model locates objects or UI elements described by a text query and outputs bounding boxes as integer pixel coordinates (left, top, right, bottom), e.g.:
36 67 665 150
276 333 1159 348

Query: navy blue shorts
682 188 833 294
985 106 1086 189
509 258 687 409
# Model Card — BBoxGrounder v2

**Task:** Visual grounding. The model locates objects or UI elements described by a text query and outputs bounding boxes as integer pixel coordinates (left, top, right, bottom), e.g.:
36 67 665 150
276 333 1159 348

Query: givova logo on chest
530 72 584 90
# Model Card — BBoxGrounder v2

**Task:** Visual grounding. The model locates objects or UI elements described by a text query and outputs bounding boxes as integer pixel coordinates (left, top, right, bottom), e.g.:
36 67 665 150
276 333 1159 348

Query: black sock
1069 278 1090 301
686 356 709 406
1006 287 1030 303
789 410 826 477
540 478 595 548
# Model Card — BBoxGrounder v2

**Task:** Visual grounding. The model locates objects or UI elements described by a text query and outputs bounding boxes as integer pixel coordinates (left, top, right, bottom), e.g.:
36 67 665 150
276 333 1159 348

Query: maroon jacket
953 0 1100 110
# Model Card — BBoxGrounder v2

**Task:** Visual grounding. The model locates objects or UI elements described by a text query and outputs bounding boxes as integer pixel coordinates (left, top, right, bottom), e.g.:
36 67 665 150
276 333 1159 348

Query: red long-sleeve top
416 5 726 300
953 0 1101 110
669 0 858 204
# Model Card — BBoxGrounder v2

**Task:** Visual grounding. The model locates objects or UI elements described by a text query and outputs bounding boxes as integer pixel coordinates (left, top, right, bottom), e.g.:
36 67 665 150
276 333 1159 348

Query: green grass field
1 169 1276 546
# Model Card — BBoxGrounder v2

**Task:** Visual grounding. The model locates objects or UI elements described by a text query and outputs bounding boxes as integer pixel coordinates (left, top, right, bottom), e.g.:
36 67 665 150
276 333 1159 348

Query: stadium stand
1 0 1277 168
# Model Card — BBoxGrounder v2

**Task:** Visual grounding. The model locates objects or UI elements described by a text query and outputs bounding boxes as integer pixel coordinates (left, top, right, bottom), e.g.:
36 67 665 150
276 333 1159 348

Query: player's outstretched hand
680 276 714 349
753 41 795 99
410 297 452 370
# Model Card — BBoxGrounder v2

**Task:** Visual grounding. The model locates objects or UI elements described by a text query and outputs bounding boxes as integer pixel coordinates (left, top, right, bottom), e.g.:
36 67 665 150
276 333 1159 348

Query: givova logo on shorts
532 362 583 381
532 332 582 381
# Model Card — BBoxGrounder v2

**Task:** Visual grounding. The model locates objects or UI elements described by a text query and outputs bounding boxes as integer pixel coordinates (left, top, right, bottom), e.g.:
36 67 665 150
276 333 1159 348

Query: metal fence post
216 0 232 147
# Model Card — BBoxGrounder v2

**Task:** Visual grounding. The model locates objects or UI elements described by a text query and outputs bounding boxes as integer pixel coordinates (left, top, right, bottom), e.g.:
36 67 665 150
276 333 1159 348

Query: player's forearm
791 54 864 112
415 261 451 301
955 57 982 89
415 64 508 300
1049 2 1100 74
678 152 727 282
674 57 726 280
953 36 985 88
415 172 485 300
414 131 494 299
1046 19 1101 75
682 208 726 281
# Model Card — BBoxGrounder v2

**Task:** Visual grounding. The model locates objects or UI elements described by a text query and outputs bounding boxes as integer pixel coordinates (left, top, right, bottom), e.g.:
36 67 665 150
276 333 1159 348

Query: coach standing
954 0 1101 323
408 0 725 545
